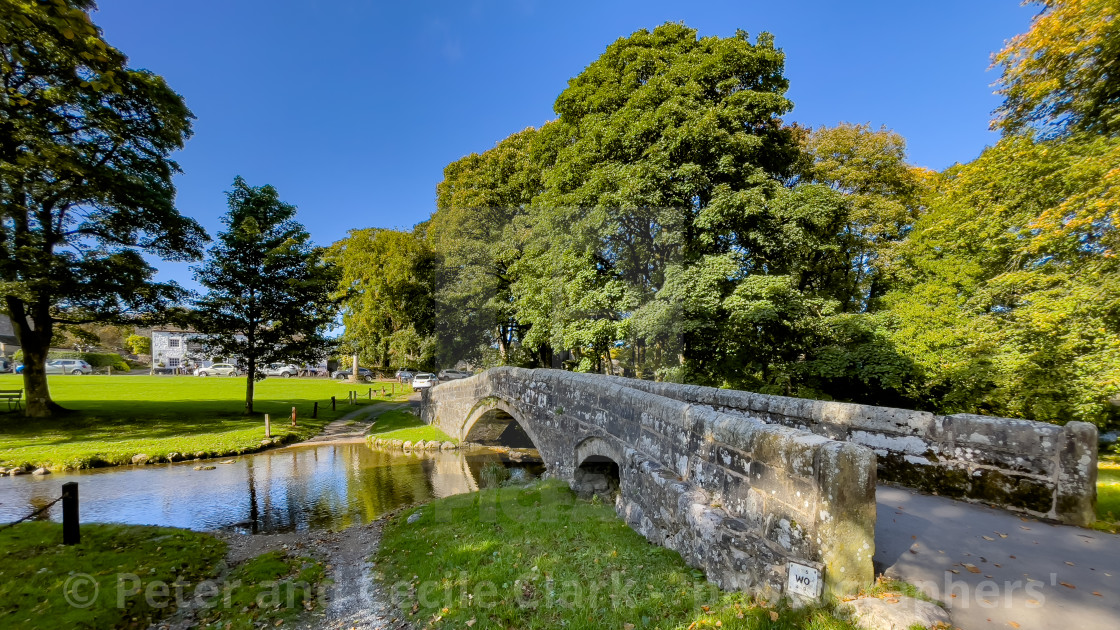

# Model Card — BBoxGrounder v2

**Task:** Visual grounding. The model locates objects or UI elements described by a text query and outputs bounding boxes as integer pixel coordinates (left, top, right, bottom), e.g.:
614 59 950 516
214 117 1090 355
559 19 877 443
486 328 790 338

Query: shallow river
0 442 538 533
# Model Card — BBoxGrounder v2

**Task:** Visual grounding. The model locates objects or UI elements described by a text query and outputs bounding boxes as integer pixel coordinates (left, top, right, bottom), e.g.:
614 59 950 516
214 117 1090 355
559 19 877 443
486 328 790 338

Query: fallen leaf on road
1027 599 1040 606
1020 526 1031 531
949 569 960 574
982 536 994 541
1059 582 1076 589
1009 622 1020 628
1092 591 1102 597
1065 561 1075 566
963 564 982 574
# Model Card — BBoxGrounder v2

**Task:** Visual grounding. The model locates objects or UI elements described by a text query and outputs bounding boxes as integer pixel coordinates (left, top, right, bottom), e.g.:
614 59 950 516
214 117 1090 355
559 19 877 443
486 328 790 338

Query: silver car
45 359 92 375
195 363 240 377
261 363 299 378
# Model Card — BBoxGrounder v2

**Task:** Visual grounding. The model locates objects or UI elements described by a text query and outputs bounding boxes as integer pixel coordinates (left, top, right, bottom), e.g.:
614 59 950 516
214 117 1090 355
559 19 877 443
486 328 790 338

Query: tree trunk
245 360 256 415
5 297 63 418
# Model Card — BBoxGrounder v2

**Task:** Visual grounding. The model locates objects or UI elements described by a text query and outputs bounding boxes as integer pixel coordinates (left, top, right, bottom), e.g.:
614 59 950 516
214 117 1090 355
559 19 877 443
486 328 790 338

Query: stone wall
601 376 1098 526
422 368 877 599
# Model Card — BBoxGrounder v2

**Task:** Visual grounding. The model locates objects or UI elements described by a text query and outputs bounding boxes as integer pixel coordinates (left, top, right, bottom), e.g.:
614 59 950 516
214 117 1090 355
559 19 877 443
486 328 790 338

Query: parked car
261 363 299 378
333 367 374 382
195 363 240 377
395 369 416 382
45 359 92 375
412 372 438 392
437 369 472 381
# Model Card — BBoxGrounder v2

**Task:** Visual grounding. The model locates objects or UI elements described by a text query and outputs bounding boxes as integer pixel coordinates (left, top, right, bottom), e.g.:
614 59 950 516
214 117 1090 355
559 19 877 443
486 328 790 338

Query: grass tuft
0 522 226 629
377 480 861 630
366 408 455 445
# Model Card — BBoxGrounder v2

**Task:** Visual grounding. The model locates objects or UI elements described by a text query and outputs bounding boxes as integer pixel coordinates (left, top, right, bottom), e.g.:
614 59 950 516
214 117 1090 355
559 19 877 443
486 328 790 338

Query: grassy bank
1095 459 1120 533
0 522 326 630
366 408 455 445
0 375 407 470
378 480 863 630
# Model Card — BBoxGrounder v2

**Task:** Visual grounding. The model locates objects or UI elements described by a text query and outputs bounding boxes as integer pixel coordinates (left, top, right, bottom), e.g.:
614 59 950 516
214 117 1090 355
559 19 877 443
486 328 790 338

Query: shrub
12 350 129 371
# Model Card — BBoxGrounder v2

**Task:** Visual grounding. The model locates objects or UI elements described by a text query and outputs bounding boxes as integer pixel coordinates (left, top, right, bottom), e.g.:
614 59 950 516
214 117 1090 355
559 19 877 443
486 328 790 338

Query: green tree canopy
328 228 436 371
994 0 1120 137
0 0 205 416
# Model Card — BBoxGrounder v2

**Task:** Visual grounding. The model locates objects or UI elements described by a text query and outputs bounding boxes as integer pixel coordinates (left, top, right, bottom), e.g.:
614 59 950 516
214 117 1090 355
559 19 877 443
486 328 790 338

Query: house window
168 358 180 368
169 338 180 348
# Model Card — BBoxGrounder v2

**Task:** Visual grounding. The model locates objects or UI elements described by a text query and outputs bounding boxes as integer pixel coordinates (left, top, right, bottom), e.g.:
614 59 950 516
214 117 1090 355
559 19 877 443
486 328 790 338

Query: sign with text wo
787 561 823 598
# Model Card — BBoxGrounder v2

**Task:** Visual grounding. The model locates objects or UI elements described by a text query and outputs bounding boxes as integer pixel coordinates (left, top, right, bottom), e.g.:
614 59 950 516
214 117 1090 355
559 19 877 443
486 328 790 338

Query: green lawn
0 522 226 629
367 407 456 445
1095 460 1120 533
0 522 327 630
0 375 408 470
378 480 863 630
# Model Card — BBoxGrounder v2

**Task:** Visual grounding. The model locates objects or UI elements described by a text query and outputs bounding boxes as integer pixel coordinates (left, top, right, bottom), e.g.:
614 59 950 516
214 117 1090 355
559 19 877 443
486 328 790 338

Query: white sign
787 562 822 598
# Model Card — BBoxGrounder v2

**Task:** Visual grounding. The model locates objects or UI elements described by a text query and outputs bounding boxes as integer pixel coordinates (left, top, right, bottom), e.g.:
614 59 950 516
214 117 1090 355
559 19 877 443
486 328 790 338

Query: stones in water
132 454 150 465
193 465 216 471
32 467 50 476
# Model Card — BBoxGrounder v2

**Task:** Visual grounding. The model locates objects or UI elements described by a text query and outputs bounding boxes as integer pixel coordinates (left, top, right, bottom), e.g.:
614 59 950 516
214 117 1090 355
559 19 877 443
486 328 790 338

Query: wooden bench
0 389 23 412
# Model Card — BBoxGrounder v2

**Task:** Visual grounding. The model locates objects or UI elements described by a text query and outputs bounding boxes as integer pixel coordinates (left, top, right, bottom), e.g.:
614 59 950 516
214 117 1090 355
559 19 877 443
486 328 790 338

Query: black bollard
331 396 336 411
312 401 318 419
62 482 79 545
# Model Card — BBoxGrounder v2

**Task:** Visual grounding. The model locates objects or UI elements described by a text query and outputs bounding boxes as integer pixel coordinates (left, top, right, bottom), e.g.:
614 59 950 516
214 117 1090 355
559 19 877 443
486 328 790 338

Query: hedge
11 350 130 372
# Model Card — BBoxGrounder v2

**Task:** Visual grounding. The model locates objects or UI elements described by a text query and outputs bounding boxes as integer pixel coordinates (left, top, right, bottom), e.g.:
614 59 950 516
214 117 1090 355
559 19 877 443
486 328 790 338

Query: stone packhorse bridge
420 367 1098 602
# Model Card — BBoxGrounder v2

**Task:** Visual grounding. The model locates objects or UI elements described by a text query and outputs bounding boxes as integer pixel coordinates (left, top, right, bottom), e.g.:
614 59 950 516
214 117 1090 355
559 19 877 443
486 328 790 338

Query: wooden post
312 401 318 419
265 414 271 438
331 396 336 411
107 366 112 376
368 388 372 399
291 406 297 427
62 482 79 545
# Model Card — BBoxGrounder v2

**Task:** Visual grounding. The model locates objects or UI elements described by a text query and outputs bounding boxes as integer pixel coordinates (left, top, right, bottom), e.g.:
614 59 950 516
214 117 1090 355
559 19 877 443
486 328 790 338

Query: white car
412 373 438 391
262 363 299 378
196 363 240 377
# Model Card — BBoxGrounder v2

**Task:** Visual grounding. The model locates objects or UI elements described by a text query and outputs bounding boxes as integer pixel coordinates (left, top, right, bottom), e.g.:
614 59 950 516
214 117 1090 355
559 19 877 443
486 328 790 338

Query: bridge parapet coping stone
601 375 1098 526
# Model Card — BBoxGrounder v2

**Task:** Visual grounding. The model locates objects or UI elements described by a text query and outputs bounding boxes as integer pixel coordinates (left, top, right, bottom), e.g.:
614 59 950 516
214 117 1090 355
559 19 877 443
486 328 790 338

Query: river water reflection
0 443 535 533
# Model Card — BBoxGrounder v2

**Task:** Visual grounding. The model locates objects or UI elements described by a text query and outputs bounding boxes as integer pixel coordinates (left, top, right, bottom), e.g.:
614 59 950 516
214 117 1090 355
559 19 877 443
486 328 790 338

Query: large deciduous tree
327 228 436 371
193 177 340 415
994 0 1120 137
0 0 205 416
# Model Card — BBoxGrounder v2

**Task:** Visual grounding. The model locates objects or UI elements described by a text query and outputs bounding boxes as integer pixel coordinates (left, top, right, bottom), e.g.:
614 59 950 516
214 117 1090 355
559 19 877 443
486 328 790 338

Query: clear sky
91 0 1036 288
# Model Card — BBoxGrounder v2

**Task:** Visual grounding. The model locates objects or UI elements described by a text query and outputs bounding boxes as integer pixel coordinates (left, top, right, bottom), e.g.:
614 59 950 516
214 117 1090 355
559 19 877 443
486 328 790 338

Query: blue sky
92 1 1036 288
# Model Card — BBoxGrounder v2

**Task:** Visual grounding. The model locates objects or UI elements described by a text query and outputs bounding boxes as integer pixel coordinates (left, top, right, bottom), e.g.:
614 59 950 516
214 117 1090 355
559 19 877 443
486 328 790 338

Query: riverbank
377 479 873 630
366 407 457 448
0 376 409 471
0 521 333 630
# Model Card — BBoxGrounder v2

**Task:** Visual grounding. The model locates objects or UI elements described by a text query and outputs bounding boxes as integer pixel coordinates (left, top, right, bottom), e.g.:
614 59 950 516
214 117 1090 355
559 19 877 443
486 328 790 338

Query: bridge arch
573 436 623 501
460 397 543 450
